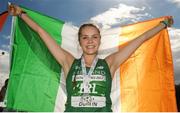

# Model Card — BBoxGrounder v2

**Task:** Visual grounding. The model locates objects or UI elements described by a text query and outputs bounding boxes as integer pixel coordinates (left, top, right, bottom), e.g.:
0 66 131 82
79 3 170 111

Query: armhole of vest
102 59 112 80
66 59 78 79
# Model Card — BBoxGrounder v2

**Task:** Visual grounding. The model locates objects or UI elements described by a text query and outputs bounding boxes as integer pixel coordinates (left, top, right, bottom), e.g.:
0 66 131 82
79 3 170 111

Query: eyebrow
80 34 100 36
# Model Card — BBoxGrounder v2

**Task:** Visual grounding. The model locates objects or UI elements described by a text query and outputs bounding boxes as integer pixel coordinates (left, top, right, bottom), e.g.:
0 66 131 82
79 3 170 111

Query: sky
0 0 180 86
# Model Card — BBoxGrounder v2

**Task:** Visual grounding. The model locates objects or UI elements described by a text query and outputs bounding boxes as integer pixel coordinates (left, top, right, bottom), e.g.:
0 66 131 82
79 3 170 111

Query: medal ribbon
81 56 98 94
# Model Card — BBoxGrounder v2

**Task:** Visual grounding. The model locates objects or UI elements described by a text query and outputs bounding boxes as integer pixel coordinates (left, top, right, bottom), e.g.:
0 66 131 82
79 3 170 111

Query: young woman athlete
8 5 173 112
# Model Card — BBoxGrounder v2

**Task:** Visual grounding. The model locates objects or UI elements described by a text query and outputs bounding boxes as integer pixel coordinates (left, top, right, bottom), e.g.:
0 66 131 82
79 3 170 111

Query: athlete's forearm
106 22 166 75
139 22 166 42
116 22 166 64
20 13 74 69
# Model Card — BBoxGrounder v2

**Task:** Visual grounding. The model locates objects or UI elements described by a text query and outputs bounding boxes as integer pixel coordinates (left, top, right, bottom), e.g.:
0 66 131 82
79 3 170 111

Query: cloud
2 34 11 40
177 59 180 62
0 49 9 88
90 3 152 29
168 28 180 52
176 58 180 67
0 49 10 74
0 73 9 88
0 35 11 50
168 27 180 84
175 58 180 67
1 44 10 50
167 0 180 7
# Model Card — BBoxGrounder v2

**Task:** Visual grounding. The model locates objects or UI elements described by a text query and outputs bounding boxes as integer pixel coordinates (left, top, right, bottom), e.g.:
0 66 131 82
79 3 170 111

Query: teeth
87 45 95 49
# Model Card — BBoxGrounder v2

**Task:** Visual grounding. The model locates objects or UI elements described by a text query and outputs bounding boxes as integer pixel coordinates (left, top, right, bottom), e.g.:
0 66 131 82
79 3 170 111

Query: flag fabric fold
6 7 177 112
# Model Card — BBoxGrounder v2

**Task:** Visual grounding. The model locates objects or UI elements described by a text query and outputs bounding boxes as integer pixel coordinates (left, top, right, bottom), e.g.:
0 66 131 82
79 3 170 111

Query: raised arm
8 5 74 76
105 17 173 77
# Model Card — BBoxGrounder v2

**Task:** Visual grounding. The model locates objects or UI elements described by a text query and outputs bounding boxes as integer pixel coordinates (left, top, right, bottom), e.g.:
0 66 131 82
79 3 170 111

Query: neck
82 54 97 67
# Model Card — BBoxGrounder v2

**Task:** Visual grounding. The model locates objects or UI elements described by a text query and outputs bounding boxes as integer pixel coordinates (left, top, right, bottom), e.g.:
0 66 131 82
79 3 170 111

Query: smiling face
79 25 101 55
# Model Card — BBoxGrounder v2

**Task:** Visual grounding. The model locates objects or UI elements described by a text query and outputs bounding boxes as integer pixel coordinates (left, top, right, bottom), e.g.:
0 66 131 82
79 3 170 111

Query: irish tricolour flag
6 7 177 112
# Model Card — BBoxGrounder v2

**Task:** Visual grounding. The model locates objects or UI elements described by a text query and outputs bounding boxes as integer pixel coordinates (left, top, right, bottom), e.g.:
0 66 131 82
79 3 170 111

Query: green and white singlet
65 58 112 112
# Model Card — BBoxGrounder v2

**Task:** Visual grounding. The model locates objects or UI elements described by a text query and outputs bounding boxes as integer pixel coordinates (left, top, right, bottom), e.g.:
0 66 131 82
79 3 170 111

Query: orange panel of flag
120 16 177 111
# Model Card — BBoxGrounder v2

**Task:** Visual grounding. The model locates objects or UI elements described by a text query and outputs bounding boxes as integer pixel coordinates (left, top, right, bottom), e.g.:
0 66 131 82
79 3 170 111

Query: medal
81 56 98 95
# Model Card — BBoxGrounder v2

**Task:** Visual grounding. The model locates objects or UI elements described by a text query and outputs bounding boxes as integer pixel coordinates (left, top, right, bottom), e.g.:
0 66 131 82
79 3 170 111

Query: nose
87 37 93 43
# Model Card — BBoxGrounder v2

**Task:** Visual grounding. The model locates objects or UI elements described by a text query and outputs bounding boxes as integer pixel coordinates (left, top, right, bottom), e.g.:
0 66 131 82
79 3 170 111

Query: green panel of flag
7 7 65 111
